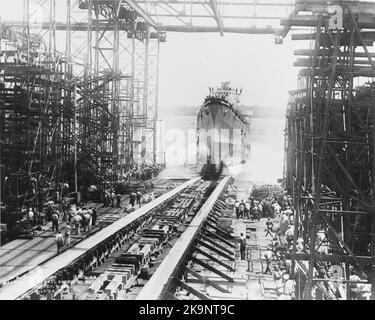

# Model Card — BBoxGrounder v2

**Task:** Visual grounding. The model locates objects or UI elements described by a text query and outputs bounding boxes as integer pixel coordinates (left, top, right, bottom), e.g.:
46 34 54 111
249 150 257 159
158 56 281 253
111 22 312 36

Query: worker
245 202 251 219
279 211 290 235
239 201 245 219
111 191 116 207
263 247 274 275
272 201 281 217
265 218 274 237
253 205 261 221
46 203 53 221
63 182 69 197
116 193 121 208
55 231 64 254
130 192 136 207
82 210 91 232
235 200 240 219
91 207 97 226
103 191 109 207
239 233 246 260
51 210 59 232
73 214 82 235
136 191 142 206
64 225 71 246
296 237 304 253
28 208 35 227
285 223 295 246
67 207 73 224
34 208 41 226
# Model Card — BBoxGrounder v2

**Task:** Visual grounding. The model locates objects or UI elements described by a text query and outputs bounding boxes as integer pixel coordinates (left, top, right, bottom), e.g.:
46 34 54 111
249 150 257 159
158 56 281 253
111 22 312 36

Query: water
159 110 285 184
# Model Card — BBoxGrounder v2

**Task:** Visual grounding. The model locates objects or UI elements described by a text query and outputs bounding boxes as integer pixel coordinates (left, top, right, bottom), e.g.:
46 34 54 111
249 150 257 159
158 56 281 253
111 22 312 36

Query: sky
158 32 301 109
1 1 304 111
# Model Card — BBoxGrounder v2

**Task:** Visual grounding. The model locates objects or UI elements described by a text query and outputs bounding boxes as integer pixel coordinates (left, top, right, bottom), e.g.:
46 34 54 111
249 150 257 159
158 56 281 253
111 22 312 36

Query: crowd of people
233 194 286 222
121 163 164 182
233 191 303 299
25 179 155 254
233 190 373 300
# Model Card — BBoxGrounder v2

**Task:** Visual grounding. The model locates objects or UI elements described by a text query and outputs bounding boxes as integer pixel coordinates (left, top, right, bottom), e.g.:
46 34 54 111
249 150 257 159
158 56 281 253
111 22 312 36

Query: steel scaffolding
0 0 164 209
284 1 375 299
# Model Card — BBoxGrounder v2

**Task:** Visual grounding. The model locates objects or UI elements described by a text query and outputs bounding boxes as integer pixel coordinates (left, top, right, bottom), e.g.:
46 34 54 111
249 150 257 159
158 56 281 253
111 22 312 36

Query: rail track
0 175 241 300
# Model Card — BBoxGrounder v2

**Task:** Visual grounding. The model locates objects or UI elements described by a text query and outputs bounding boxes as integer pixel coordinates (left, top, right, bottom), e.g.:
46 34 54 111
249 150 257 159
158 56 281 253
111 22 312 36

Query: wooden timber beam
175 279 211 300
190 256 234 283
186 267 230 293
202 227 236 248
205 221 234 238
194 246 235 271
196 239 235 261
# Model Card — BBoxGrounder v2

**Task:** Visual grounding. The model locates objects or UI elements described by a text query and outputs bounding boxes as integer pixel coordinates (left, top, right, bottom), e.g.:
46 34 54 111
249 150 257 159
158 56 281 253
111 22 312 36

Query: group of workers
103 189 122 208
24 183 150 255
234 199 260 220
234 191 297 299
53 204 98 254
121 163 163 182
234 193 287 221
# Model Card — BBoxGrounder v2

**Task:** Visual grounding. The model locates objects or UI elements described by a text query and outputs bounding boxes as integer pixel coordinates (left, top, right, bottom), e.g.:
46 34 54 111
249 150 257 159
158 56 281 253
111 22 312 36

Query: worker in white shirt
28 208 35 227
64 225 71 246
245 202 251 219
55 232 64 254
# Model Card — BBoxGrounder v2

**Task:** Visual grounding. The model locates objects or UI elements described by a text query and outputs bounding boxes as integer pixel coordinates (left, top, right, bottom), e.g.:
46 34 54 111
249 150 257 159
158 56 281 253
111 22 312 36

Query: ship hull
196 99 250 177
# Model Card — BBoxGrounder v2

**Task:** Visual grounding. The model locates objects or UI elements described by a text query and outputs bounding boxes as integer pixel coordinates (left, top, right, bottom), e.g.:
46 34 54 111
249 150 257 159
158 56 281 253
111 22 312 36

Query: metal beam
158 25 279 34
209 0 224 36
286 253 374 264
123 0 159 28
297 260 333 300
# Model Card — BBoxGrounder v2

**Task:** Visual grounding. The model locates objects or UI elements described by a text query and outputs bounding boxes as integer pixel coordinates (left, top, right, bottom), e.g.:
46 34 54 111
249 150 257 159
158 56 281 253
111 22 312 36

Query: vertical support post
153 39 160 165
66 0 72 77
306 29 340 300
73 83 78 194
371 111 375 300
82 0 92 156
141 29 150 163
130 33 136 168
25 0 31 164
112 3 120 181
49 0 56 56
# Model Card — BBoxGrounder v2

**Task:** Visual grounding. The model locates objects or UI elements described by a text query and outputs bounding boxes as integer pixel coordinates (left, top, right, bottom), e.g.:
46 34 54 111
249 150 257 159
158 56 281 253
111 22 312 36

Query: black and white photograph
0 0 374 305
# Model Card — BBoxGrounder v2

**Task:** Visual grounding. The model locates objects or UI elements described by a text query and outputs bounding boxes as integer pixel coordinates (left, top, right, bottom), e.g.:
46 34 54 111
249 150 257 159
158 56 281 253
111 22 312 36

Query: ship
196 81 251 179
